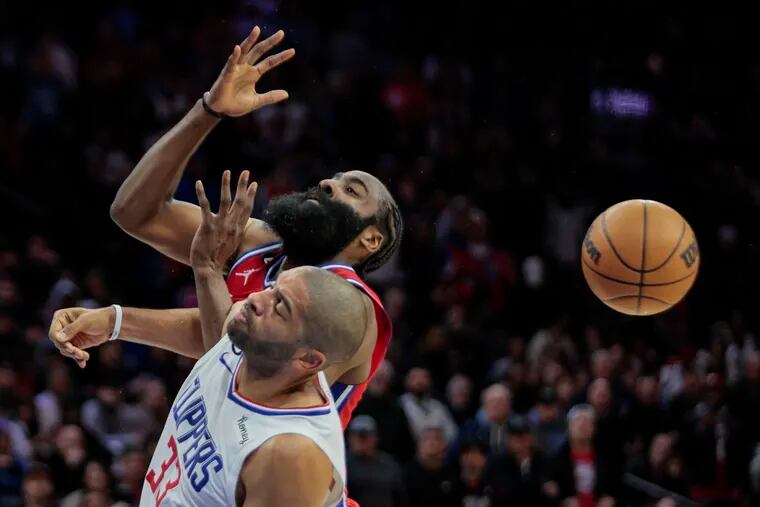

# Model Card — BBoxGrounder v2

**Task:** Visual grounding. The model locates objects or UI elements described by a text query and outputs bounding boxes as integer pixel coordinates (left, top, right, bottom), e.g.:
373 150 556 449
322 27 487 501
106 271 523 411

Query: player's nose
318 179 335 197
245 294 265 316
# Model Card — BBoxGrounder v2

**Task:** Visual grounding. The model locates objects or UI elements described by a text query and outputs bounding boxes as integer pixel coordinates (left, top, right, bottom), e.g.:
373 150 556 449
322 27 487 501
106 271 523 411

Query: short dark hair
299 268 368 364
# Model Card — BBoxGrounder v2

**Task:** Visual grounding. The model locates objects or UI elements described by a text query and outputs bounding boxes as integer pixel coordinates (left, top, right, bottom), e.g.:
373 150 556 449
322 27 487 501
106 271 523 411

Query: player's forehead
274 269 310 311
333 170 385 200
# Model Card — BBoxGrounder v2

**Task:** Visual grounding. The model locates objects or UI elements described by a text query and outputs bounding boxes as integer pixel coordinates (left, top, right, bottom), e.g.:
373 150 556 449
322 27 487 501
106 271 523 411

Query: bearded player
107 26 401 427
51 185 370 506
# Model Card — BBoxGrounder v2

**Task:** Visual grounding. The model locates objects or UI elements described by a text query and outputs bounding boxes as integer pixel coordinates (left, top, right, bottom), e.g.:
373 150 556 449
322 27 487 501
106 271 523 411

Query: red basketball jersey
226 242 392 429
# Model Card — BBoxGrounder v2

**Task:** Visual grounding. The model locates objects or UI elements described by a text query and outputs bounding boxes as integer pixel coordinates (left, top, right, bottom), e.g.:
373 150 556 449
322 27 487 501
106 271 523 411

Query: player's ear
358 225 383 255
294 349 325 372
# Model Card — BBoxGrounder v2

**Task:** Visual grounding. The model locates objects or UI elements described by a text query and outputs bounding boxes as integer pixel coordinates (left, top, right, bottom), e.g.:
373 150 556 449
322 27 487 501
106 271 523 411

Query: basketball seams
584 200 698 316
598 203 688 275
643 219 686 273
601 210 643 273
636 200 648 314
602 294 671 306
582 258 697 287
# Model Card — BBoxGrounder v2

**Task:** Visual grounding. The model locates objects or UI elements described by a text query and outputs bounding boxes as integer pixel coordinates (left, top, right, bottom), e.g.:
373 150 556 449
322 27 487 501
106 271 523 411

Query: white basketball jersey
140 335 347 507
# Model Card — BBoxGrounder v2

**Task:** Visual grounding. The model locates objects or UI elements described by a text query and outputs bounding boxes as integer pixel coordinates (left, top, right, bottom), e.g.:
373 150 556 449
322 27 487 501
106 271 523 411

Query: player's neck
237 357 324 408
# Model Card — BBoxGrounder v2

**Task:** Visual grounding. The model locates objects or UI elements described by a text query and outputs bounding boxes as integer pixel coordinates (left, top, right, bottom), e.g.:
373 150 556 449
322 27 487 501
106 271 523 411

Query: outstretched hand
206 26 295 117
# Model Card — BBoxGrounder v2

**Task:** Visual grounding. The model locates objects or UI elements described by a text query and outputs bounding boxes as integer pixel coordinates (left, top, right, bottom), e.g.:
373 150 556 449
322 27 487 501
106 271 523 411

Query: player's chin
227 321 250 349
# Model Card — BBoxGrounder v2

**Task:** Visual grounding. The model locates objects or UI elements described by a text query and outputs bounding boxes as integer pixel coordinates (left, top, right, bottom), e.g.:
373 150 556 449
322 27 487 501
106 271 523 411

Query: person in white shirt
400 367 458 444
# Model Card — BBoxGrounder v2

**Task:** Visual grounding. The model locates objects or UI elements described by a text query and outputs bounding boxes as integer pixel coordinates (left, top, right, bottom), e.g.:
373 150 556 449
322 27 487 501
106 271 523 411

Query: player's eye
346 186 357 196
275 297 285 318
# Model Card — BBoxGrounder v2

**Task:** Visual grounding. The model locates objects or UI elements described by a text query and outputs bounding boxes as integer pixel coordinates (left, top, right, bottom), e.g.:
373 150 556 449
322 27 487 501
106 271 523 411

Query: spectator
586 378 624 469
550 404 618 507
445 374 476 426
399 367 458 444
80 373 154 457
60 460 127 507
0 429 24 506
728 351 760 448
21 463 56 507
404 426 457 507
354 361 416 462
624 376 672 456
34 362 73 437
486 415 553 506
627 433 689 505
0 364 32 465
450 443 490 506
459 383 511 455
346 415 406 507
529 386 566 456
113 449 147 505
47 424 89 496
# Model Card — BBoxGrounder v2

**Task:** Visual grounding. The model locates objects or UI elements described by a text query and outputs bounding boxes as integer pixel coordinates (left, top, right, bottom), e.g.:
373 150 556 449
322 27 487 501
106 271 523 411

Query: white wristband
109 304 123 341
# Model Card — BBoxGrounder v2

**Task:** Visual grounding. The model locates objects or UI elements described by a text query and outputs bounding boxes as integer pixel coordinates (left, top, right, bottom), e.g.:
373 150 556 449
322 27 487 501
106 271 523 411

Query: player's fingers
247 29 285 65
196 181 213 220
63 342 88 360
49 309 71 342
234 180 257 231
233 170 250 210
219 170 232 216
256 90 289 108
223 45 243 73
255 48 295 76
64 345 87 369
60 342 88 364
238 181 258 228
58 316 90 343
240 26 261 54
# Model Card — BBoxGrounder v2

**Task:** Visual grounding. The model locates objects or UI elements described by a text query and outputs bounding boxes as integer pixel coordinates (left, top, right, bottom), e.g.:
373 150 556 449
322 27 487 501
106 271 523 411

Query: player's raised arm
110 26 294 264
238 434 334 507
191 171 257 350
48 306 205 368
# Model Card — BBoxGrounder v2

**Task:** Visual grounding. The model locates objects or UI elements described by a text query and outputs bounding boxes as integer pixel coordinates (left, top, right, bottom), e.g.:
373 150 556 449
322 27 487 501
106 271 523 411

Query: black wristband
202 92 228 120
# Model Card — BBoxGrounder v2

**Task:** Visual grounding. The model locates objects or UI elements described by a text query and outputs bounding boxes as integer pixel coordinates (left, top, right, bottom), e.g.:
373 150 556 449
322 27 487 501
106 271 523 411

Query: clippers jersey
226 242 392 428
140 335 347 507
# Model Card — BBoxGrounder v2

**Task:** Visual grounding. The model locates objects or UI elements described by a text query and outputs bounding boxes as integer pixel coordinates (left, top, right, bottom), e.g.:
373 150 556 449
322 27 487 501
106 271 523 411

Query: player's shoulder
240 219 280 253
321 265 378 296
239 433 334 505
243 433 329 476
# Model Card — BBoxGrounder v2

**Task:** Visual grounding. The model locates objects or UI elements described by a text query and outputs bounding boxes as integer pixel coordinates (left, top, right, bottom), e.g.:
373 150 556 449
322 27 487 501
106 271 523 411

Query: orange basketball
581 199 700 316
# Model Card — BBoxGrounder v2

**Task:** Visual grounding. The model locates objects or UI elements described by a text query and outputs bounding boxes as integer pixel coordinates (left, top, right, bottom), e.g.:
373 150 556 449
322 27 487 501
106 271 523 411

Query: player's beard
228 318 299 379
263 187 376 266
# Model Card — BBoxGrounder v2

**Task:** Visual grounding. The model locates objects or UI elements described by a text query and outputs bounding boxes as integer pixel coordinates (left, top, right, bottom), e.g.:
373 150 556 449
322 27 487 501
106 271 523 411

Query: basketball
581 199 700 316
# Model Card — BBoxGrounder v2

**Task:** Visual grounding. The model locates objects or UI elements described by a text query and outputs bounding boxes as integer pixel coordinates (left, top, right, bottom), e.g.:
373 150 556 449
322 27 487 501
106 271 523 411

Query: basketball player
143 266 363 506
50 190 367 505
108 26 402 427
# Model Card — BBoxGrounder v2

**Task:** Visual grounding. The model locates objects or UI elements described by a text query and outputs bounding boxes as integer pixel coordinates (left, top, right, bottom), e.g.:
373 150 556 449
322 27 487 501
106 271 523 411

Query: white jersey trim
226 356 332 416
230 242 282 272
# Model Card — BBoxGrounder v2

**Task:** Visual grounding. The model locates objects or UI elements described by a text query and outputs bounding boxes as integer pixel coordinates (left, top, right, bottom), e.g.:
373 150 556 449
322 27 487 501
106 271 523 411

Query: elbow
109 199 137 232
110 193 163 234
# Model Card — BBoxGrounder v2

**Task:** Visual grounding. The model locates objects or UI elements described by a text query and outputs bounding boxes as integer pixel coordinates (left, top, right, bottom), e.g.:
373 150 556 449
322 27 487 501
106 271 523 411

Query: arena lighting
591 88 654 119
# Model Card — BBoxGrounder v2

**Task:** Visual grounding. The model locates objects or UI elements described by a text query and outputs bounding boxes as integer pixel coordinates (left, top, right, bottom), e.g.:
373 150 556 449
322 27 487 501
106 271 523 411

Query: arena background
1 1 760 506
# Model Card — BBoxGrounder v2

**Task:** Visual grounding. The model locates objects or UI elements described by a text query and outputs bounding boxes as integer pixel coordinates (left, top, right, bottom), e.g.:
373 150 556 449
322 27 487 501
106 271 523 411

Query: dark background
1 1 760 506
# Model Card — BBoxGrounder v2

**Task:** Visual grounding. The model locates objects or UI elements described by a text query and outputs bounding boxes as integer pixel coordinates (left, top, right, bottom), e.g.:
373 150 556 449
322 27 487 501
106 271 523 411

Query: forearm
110 99 219 229
119 307 205 359
193 268 234 351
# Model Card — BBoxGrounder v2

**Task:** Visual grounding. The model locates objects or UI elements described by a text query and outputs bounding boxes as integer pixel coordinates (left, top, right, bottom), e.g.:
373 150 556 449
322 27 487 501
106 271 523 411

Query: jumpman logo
235 268 261 285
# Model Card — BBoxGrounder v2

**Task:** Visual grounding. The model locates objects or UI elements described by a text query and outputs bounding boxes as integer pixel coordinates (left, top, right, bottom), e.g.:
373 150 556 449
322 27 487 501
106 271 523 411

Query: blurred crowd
2 2 760 506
